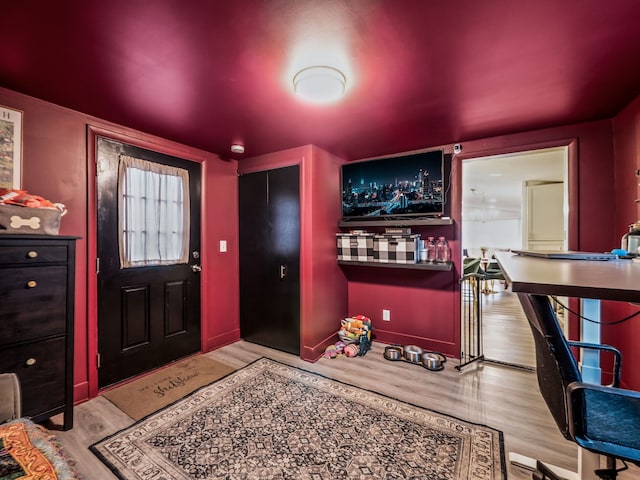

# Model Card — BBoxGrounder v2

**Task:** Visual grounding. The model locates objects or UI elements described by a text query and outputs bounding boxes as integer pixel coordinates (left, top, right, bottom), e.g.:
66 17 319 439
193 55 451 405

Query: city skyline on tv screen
341 150 444 218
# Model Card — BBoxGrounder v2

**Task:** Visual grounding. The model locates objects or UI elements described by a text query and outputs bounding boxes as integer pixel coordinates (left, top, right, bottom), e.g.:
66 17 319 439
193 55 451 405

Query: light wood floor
482 287 536 368
51 339 640 479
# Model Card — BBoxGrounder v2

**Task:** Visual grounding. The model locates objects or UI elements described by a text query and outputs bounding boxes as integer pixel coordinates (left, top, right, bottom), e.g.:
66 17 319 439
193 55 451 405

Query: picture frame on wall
0 105 23 189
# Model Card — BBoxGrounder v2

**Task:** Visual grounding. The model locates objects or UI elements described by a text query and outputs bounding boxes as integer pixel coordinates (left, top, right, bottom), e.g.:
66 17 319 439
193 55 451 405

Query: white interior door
523 181 566 251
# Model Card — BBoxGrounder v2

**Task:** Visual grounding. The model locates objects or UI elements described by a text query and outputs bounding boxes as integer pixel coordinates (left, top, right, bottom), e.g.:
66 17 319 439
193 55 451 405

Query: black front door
96 137 202 388
239 166 300 355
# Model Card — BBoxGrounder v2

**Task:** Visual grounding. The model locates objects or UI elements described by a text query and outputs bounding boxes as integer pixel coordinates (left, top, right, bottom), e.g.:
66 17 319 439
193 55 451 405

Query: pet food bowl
403 345 424 363
422 352 447 371
383 345 403 361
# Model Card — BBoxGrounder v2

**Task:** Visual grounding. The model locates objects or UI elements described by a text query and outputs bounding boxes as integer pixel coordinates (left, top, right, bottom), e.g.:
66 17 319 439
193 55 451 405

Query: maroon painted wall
604 94 640 390
301 146 349 359
0 86 240 402
200 151 241 353
346 261 458 355
613 94 640 243
343 204 458 356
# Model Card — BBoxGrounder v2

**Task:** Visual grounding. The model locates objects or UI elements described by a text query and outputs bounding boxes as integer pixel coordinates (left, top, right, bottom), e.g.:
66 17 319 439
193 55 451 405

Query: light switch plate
219 240 227 252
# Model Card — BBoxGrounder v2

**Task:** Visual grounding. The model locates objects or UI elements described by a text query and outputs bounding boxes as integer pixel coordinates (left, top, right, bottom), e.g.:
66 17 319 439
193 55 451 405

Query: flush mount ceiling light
293 66 346 104
230 144 245 154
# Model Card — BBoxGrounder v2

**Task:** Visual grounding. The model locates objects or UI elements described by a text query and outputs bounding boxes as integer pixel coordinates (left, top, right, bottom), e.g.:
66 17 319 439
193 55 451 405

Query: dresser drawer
0 337 66 419
0 266 67 344
0 244 68 265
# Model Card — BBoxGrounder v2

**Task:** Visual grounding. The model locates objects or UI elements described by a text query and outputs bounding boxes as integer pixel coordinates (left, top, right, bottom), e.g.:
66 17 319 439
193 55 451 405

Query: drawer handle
27 280 38 288
25 358 37 367
27 250 39 259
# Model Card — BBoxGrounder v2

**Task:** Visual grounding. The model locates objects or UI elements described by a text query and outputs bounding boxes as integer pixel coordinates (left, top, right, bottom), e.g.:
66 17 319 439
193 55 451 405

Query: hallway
482 288 536 369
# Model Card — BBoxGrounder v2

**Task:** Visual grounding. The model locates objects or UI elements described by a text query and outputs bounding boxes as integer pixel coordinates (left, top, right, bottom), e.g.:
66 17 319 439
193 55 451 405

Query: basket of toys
324 315 373 359
338 315 372 352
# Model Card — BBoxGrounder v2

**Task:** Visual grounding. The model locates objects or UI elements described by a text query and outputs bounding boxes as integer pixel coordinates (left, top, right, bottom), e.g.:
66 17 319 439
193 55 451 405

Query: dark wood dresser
0 235 77 430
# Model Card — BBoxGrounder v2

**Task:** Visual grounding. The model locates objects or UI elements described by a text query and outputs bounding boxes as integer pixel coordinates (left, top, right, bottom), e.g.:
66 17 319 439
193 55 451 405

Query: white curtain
118 155 190 268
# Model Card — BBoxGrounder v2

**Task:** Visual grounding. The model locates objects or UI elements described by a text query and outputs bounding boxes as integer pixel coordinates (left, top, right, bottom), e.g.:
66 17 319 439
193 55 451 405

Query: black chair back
517 293 582 440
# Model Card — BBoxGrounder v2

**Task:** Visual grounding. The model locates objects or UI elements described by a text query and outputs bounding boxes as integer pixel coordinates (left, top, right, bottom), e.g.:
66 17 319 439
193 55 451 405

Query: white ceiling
461 147 567 220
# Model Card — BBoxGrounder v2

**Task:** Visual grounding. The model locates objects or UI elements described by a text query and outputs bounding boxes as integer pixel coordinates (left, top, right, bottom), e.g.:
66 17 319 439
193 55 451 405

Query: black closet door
239 165 300 355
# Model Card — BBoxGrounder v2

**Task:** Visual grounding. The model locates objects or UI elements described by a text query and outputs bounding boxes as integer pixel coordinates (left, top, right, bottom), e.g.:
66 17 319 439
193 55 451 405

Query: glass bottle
426 236 436 262
435 236 450 263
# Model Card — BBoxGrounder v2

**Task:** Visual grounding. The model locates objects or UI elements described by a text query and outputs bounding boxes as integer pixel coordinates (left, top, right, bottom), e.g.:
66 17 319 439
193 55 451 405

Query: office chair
517 293 640 480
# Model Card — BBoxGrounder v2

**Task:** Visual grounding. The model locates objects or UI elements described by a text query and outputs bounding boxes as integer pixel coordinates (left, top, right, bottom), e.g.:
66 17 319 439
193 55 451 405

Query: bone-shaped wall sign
10 215 41 230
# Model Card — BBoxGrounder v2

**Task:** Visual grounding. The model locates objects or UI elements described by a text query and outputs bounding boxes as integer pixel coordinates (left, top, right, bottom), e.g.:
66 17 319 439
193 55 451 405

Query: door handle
280 264 286 279
191 264 202 273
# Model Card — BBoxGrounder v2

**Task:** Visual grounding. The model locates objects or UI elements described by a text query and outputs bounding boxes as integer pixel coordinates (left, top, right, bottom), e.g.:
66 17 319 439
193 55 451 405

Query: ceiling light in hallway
293 66 346 104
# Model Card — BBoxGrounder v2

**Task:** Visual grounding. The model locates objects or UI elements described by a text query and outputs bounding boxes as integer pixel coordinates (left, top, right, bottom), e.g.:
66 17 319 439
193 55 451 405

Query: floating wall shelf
338 218 454 228
338 260 452 271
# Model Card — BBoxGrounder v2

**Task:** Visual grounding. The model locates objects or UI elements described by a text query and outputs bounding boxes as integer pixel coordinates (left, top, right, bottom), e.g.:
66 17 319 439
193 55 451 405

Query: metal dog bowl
403 345 424 363
422 352 446 371
383 345 403 361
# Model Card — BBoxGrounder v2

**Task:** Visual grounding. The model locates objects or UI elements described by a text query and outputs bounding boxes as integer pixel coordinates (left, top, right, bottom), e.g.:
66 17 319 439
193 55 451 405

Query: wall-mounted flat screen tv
341 149 446 220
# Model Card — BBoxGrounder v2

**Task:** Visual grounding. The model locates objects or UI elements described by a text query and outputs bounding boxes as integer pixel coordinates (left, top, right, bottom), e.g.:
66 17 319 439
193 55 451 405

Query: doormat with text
101 355 235 420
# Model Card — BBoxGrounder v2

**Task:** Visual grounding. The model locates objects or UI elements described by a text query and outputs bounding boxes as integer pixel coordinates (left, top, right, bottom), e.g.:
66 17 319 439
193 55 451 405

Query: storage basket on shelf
336 232 375 262
373 233 421 264
0 189 66 235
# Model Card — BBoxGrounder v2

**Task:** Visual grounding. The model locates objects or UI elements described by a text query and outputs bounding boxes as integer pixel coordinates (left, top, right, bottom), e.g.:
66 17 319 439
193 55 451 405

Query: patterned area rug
91 358 505 479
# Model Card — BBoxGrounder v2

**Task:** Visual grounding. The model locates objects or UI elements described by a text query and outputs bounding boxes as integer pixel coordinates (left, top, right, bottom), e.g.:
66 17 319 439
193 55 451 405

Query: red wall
200 148 241 353
0 87 240 402
613 94 640 244
346 260 458 355
301 146 349 359
605 94 640 390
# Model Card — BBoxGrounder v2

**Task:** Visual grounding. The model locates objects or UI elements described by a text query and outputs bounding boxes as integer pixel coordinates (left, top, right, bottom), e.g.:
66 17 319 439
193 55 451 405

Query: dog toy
324 344 338 359
344 343 360 357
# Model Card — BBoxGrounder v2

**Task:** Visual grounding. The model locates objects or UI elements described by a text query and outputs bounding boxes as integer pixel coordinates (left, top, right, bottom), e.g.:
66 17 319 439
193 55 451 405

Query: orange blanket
0 420 78 480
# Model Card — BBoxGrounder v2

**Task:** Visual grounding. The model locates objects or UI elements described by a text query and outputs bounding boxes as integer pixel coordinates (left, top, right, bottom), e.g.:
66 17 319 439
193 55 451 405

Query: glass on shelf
435 236 450 263
426 236 437 262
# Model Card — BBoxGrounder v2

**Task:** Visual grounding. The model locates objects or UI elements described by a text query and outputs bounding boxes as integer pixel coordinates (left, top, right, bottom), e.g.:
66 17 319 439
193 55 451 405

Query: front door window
117 155 190 268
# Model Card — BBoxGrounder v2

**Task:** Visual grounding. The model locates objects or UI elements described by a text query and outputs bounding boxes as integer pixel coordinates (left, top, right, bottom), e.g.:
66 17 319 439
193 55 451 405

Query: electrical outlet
219 240 227 252
382 309 391 321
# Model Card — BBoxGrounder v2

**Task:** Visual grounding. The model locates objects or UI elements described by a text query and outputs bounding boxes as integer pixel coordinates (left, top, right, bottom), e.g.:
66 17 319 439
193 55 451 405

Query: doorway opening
461 146 568 368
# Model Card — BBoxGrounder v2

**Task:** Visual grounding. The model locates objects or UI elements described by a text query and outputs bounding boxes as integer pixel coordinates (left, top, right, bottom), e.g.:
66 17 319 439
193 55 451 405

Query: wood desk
494 251 640 304
495 251 640 383
494 251 640 479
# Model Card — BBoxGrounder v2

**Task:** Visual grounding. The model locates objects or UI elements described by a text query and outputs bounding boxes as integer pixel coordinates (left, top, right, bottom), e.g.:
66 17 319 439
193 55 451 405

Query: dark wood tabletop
494 251 640 303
